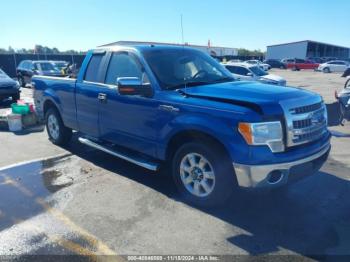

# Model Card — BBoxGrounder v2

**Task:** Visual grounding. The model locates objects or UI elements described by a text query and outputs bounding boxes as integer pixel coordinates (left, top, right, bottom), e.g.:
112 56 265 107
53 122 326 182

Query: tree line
237 48 265 57
0 45 85 55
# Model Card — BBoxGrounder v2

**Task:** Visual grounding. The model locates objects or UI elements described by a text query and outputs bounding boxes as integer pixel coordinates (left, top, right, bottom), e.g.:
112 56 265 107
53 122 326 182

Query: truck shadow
64 138 350 258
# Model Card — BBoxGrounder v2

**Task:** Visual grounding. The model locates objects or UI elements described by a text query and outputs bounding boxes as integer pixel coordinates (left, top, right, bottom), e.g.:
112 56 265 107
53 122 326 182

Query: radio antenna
181 14 185 45
180 14 187 92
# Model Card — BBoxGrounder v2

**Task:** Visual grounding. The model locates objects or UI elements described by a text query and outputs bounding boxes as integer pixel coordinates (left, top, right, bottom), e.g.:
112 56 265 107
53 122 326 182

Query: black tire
339 103 346 126
45 107 72 145
18 76 25 87
345 78 350 89
292 66 298 71
172 142 236 207
12 92 20 102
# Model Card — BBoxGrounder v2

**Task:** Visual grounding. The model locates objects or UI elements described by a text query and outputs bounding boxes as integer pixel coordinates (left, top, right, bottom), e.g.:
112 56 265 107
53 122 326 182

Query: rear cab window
84 55 104 83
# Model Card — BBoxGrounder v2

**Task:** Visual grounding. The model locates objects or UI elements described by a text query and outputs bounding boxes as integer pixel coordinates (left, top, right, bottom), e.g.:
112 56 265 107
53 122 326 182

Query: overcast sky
1 0 349 51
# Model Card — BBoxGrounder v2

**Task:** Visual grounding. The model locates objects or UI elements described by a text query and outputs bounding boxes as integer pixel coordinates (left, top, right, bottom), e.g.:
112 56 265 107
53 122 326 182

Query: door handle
98 93 107 103
159 105 180 112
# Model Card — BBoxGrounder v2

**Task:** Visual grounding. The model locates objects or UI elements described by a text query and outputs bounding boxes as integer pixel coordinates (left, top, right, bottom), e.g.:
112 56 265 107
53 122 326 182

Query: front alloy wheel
180 153 215 197
172 142 236 207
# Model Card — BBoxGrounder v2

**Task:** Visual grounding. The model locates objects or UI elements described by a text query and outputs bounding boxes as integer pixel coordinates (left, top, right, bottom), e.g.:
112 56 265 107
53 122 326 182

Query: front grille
293 119 312 129
281 98 328 147
290 102 323 115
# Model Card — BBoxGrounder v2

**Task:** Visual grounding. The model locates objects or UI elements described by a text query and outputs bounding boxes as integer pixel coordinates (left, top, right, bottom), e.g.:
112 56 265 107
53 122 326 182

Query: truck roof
94 44 198 53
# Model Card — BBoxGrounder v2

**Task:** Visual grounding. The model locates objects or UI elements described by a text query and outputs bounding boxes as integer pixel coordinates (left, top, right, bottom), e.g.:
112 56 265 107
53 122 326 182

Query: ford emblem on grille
311 111 324 125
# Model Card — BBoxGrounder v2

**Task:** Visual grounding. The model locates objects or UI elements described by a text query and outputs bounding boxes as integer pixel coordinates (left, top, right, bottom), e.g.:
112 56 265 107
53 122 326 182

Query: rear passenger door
333 62 347 72
75 52 108 137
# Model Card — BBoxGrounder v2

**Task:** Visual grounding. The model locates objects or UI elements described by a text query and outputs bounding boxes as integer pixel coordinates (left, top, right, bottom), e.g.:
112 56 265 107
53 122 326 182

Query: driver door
98 51 160 157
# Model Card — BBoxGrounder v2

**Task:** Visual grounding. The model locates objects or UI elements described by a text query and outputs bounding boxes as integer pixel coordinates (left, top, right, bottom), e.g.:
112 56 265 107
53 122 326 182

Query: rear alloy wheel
45 108 72 145
323 67 331 73
172 142 235 207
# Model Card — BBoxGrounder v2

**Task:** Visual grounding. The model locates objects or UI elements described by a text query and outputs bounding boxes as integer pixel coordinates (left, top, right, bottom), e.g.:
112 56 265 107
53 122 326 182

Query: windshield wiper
166 81 213 90
210 77 235 84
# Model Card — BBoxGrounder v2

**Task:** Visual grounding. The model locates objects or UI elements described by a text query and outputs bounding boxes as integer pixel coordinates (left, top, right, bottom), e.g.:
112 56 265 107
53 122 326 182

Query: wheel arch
43 98 59 116
165 129 231 164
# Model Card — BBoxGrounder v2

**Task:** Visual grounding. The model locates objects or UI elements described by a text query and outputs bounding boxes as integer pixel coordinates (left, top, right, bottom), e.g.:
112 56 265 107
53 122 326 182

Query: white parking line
0 153 72 172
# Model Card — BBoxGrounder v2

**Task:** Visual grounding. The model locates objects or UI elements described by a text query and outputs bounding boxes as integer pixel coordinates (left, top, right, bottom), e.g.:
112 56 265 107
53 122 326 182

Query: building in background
266 40 350 60
101 41 238 57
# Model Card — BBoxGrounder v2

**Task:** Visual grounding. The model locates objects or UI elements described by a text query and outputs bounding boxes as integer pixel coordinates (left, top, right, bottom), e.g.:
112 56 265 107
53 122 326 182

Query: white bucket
7 114 22 132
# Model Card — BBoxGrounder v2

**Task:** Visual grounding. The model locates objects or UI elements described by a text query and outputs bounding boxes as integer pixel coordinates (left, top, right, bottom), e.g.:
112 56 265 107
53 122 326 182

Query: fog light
268 170 284 184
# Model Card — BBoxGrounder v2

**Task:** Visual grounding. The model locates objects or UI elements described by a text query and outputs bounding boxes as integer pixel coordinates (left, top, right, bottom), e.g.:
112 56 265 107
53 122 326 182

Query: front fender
157 113 247 161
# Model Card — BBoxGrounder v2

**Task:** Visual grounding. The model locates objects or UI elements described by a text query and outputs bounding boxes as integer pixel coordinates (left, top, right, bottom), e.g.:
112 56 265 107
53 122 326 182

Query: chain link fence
0 54 86 78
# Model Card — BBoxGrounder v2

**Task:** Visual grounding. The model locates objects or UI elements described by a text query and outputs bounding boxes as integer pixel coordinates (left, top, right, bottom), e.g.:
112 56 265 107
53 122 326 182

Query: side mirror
117 77 152 97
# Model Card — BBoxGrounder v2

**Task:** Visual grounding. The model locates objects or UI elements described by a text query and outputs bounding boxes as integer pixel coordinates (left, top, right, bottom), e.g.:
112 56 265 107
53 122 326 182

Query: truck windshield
250 66 268 76
142 48 234 90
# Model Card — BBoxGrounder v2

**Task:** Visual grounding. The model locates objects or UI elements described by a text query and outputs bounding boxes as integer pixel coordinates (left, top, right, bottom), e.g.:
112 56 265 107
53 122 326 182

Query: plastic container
7 114 22 132
11 103 30 115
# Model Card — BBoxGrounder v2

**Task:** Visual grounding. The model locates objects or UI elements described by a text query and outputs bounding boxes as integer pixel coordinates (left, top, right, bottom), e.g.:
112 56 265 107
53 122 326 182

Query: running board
78 137 159 171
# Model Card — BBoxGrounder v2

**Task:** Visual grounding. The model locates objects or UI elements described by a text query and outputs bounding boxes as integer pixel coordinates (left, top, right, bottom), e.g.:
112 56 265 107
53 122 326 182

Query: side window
225 66 237 74
84 55 104 83
105 53 143 85
237 67 249 76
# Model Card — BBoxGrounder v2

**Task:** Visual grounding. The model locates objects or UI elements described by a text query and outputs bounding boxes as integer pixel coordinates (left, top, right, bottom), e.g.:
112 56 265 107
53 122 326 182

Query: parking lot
1 70 350 259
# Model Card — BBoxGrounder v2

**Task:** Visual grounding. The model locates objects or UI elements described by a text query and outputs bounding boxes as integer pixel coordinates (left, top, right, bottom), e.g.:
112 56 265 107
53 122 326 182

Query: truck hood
181 81 318 115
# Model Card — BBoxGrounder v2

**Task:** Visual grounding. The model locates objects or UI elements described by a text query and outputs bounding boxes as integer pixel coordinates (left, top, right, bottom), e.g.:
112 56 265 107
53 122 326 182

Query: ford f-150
33 45 331 207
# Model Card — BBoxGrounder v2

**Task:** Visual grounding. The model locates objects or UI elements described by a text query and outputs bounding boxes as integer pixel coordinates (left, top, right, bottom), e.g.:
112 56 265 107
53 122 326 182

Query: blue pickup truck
33 44 331 206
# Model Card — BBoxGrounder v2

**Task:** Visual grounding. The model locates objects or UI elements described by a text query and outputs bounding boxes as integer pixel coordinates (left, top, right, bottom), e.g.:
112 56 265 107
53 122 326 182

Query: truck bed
33 76 78 129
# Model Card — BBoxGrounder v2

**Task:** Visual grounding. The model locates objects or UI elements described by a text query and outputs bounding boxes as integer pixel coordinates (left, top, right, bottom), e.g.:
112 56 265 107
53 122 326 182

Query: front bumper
233 143 330 188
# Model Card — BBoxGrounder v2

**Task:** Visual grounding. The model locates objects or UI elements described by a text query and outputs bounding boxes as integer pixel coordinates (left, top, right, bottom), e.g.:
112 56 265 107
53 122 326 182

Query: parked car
223 63 287 86
51 61 69 71
244 60 270 71
318 60 349 73
335 78 350 125
263 59 287 69
282 58 319 71
0 68 20 102
16 60 65 87
342 67 350 78
33 45 330 207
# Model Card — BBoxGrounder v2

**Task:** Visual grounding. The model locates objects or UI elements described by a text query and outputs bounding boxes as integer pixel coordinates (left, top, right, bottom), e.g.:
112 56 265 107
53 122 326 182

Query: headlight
238 121 284 153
